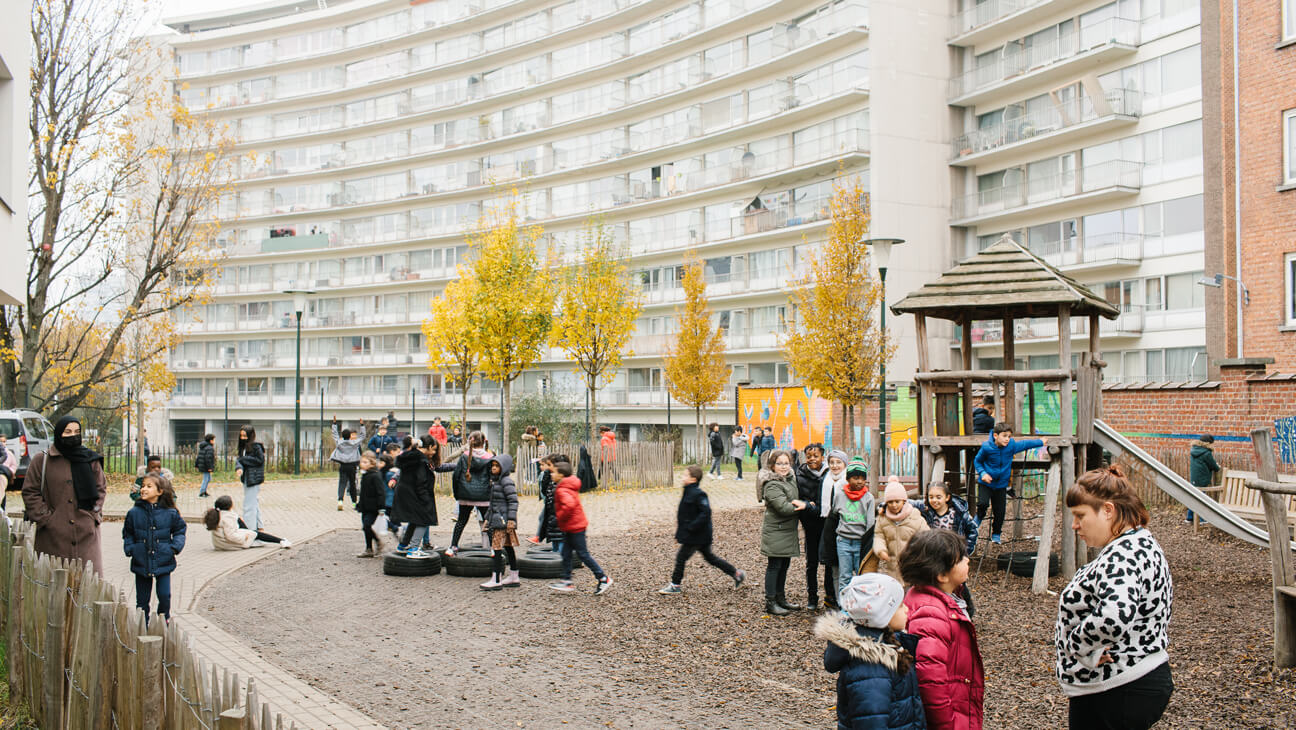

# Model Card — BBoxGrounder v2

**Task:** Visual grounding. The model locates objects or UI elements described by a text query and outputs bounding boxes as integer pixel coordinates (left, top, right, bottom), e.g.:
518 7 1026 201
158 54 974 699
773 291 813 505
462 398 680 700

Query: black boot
806 594 819 610
764 597 789 616
776 593 803 611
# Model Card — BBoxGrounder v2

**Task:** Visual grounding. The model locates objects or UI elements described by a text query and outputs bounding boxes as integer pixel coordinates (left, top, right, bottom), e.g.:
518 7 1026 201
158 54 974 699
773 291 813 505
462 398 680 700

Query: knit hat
883 479 908 503
846 456 868 477
839 573 906 629
826 449 849 465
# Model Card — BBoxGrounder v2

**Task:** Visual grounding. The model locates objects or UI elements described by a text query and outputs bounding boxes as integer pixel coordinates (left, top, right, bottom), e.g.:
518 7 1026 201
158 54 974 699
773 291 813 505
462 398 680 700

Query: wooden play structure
1244 428 1296 668
891 234 1119 592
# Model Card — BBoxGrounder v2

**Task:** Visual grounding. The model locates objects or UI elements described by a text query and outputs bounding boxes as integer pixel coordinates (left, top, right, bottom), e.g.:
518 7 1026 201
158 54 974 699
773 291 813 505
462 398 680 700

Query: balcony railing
953 160 1143 222
969 308 1145 345
951 89 1141 160
948 17 1140 101
950 0 1051 39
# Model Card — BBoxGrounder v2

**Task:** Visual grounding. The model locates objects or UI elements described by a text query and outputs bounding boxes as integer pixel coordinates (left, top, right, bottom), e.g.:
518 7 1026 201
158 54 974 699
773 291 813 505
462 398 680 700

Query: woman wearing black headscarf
22 416 108 575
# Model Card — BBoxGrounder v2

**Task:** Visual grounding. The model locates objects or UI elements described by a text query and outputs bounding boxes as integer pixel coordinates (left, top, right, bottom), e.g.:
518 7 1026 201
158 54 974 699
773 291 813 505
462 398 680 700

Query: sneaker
443 546 460 557
595 576 613 595
337 500 344 511
279 540 292 549
733 569 746 589
991 534 1002 544
526 535 541 544
394 544 410 555
406 548 431 558
658 583 682 595
198 492 209 498
549 580 575 592
420 543 433 551
356 549 375 558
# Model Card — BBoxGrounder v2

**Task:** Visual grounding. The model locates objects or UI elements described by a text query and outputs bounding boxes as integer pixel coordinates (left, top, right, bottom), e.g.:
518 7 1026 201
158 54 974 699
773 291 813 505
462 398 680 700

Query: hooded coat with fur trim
816 614 927 730
484 455 517 530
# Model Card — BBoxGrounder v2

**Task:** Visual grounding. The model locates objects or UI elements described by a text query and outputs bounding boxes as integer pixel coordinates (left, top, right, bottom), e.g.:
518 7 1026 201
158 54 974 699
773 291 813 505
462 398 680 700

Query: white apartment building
0 0 29 307
157 0 956 449
948 0 1207 382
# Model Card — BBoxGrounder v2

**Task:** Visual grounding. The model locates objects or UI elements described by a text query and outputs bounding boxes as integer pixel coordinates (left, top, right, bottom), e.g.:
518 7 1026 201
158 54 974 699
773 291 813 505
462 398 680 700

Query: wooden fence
510 440 676 495
1 519 293 729
1114 446 1252 509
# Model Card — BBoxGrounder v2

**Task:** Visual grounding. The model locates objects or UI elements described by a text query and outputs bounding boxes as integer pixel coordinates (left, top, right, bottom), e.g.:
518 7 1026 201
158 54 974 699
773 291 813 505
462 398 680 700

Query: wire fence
2 518 292 729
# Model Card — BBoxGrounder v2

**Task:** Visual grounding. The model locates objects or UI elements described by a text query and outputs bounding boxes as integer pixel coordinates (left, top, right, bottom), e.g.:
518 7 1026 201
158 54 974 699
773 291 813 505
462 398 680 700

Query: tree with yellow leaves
551 221 642 439
781 177 891 451
465 194 557 450
663 257 729 461
423 273 481 432
3 1 244 419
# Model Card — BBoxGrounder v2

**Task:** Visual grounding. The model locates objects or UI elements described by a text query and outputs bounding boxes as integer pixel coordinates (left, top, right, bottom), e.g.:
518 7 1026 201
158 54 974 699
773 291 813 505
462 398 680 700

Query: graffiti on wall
736 385 919 452
1276 415 1296 464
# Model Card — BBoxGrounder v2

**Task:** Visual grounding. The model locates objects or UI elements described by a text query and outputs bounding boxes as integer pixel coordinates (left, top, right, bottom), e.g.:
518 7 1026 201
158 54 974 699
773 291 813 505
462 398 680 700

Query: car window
0 419 19 439
23 418 49 440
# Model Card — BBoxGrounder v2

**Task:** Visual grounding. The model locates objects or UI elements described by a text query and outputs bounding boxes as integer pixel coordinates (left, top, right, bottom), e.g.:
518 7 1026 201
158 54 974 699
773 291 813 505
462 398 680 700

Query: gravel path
202 504 1294 729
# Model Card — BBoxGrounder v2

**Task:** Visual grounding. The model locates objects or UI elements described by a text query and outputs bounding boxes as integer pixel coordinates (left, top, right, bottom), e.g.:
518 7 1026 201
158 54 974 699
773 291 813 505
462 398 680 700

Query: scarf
842 482 869 502
820 468 847 517
884 501 914 522
52 416 102 510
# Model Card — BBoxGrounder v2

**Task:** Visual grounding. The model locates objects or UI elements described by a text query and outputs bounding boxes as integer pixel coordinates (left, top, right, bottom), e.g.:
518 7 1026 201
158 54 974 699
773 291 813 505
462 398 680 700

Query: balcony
968 308 1144 347
952 160 1143 227
638 266 809 306
948 18 1139 107
951 89 1141 167
1029 232 1144 272
627 326 785 356
949 0 1058 47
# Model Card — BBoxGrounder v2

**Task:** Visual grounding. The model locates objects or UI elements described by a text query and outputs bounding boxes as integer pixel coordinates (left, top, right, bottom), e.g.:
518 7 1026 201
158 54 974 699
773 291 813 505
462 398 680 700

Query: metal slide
1092 419 1296 552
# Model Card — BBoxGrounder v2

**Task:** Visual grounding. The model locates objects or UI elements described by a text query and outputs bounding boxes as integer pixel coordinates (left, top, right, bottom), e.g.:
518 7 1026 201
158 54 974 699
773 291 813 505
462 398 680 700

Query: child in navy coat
817 572 926 729
123 475 187 623
657 465 744 594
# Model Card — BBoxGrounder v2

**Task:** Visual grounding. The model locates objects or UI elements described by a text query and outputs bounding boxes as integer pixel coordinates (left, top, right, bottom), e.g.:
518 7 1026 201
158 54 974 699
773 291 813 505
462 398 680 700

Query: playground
201 502 1293 729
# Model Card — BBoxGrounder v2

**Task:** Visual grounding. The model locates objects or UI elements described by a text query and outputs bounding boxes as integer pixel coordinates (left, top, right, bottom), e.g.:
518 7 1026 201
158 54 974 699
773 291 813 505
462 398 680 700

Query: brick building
1202 0 1296 372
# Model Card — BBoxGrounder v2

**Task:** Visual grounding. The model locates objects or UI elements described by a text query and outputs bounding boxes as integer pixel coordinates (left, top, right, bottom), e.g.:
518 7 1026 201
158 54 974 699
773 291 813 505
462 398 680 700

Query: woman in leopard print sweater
1055 465 1173 730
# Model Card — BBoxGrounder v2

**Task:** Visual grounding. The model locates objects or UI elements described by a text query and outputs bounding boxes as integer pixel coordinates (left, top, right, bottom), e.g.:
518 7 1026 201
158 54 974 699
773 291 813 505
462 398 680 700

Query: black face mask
61 434 82 449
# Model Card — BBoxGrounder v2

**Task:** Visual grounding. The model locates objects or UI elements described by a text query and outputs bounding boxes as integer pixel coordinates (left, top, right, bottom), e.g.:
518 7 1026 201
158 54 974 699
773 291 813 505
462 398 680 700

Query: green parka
760 472 801 558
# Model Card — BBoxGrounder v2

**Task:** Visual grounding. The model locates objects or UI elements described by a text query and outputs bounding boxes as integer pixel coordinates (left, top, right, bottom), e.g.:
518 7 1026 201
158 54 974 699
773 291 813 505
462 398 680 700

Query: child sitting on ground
900 529 983 730
549 459 612 595
204 495 292 550
123 474 186 624
874 477 930 581
816 572 926 729
480 455 521 590
658 465 744 595
914 483 978 557
831 457 875 597
356 451 387 558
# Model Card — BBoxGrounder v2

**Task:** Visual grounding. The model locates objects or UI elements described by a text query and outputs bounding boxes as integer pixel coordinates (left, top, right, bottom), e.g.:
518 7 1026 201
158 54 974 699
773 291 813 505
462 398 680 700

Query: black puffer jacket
195 441 215 472
484 455 517 530
796 462 827 512
537 471 563 543
452 452 493 502
675 481 712 545
391 448 438 526
709 430 725 457
237 443 264 487
357 468 387 513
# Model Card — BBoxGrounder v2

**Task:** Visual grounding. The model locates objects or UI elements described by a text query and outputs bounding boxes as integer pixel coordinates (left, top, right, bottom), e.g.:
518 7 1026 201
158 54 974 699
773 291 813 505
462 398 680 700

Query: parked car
0 410 56 491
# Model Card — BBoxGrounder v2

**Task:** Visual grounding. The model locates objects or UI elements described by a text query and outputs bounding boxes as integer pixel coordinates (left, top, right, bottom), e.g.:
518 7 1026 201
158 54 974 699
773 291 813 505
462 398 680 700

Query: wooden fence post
44 567 69 730
90 601 115 730
1251 428 1296 667
219 707 248 730
7 538 24 705
1033 457 1062 594
138 635 163 730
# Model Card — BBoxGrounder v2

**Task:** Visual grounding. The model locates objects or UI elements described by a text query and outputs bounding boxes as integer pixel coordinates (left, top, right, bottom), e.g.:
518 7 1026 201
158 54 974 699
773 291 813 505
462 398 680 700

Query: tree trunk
135 396 146 470
502 379 512 453
459 380 469 437
694 406 702 465
588 377 598 442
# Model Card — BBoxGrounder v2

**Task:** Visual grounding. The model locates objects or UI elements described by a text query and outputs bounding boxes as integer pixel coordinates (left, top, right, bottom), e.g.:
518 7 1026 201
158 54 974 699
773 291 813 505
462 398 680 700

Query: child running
356 451 387 558
549 459 612 594
530 453 565 553
658 465 744 595
816 572 926 729
480 455 520 590
831 457 875 597
123 475 186 624
900 529 984 730
915 483 978 557
875 478 930 581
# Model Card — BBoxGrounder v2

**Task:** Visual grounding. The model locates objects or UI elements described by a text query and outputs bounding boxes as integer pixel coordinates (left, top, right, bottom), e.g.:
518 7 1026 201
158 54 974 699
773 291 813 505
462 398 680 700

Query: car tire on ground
996 550 1060 578
525 545 554 554
518 551 565 579
382 551 442 577
443 549 495 577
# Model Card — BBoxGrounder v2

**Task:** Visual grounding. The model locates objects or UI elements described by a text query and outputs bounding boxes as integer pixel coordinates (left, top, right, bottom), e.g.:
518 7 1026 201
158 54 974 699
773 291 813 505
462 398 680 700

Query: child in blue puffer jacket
972 423 1046 544
123 474 187 624
817 572 926 730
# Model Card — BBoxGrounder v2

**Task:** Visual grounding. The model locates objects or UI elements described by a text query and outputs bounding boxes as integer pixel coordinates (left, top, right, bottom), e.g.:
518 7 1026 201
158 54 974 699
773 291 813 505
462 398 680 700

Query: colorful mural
735 385 919 453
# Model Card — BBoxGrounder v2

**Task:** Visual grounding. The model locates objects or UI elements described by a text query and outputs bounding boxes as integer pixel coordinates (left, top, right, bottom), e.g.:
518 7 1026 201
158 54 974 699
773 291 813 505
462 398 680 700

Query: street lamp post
284 288 315 475
863 238 904 475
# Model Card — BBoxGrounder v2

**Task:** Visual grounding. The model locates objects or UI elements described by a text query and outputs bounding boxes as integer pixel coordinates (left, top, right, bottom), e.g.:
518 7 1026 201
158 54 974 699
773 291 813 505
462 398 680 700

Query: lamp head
863 237 905 272
1196 274 1223 288
284 287 315 315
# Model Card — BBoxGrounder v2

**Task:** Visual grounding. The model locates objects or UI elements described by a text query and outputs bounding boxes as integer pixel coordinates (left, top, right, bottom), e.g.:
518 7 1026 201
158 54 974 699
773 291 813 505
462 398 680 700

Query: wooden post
90 602 114 730
1060 445 1078 580
914 315 930 373
869 429 882 492
1033 456 1062 593
139 635 163 730
930 446 946 498
961 314 973 435
45 567 69 730
1059 305 1073 441
7 541 24 705
1011 469 1025 540
1003 316 1016 430
220 708 248 730
1251 428 1296 667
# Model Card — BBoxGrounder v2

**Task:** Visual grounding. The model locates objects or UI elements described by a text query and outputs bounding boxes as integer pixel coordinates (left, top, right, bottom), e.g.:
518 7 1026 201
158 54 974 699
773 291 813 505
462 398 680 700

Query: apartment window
0 53 14 213
1286 253 1296 326
1286 0 1296 42
1285 109 1296 184
1165 271 1205 309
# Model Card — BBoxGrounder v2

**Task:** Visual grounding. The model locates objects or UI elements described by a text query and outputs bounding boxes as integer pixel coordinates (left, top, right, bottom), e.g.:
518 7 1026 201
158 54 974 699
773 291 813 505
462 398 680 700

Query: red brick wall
1100 363 1296 463
1206 0 1296 369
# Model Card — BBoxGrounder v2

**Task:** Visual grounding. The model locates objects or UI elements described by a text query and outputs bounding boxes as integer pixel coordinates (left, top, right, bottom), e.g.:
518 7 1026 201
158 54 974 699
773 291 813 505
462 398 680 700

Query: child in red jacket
548 459 612 595
899 529 984 730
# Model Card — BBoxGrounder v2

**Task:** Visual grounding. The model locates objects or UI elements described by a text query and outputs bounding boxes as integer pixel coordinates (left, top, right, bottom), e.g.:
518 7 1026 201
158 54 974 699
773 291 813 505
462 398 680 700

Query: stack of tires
380 543 569 581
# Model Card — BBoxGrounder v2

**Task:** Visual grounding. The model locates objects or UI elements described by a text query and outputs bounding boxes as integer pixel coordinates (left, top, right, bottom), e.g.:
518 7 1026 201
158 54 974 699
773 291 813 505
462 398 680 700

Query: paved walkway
9 473 757 727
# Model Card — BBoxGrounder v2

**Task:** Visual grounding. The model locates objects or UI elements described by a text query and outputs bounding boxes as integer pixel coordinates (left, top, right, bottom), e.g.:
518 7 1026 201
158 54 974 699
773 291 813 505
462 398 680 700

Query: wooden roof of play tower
891 235 1120 322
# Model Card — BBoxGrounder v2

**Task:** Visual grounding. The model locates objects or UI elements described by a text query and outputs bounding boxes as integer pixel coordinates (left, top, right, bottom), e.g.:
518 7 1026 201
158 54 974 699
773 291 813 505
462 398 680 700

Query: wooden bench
1201 469 1296 530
